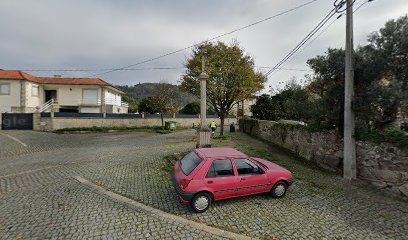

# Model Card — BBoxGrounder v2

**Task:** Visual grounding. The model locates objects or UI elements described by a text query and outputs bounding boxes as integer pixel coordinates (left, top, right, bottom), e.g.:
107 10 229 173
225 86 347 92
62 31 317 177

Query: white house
0 70 128 113
231 96 257 117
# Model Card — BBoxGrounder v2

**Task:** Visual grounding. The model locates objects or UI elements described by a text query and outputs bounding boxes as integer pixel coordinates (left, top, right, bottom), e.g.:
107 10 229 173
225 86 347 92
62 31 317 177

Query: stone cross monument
198 54 211 148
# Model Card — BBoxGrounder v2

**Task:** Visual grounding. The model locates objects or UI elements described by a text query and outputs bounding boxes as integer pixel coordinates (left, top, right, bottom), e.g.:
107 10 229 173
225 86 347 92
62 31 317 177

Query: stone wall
239 118 408 200
39 116 236 131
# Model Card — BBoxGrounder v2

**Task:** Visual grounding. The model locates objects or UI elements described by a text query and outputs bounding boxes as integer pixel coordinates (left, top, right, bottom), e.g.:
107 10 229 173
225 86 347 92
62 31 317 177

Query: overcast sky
0 0 407 94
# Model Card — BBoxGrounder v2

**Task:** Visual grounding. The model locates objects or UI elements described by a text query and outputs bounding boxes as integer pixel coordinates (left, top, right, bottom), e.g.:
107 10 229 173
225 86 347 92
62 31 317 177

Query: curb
73 176 257 240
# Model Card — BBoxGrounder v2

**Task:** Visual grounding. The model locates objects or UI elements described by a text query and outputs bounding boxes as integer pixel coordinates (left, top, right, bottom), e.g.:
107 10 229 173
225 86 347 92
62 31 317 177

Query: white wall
112 105 128 113
26 81 44 108
104 89 122 106
42 84 101 106
80 107 100 113
0 82 124 113
42 117 235 131
0 80 20 112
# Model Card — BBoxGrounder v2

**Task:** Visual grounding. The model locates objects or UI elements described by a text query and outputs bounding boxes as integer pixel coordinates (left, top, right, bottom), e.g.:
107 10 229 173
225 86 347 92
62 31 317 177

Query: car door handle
240 178 246 182
207 181 213 184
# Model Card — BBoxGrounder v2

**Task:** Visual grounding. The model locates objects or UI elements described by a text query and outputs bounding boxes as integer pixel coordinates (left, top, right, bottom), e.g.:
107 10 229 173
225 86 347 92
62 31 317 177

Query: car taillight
180 179 191 190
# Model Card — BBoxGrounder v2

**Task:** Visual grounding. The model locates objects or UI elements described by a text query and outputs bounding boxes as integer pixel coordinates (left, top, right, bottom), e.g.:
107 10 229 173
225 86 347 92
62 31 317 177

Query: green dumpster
165 121 177 130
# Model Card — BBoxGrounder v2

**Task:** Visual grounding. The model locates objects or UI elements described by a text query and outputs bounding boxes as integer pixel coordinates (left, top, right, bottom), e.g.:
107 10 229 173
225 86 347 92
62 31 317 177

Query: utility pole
198 54 211 148
344 0 356 180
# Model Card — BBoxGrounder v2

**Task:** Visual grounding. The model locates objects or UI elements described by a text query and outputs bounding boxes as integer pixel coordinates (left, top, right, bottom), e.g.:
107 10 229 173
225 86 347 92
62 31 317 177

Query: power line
281 15 343 71
265 8 339 76
267 0 373 77
353 0 371 12
256 66 312 72
21 66 311 73
21 0 368 76
21 67 183 72
85 0 320 78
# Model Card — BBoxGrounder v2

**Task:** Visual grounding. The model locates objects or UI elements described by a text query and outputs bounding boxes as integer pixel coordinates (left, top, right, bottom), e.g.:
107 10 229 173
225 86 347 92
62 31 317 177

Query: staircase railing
36 99 54 113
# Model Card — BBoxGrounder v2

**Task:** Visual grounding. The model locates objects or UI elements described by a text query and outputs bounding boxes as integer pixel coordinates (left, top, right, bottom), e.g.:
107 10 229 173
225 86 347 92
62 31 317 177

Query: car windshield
179 151 202 176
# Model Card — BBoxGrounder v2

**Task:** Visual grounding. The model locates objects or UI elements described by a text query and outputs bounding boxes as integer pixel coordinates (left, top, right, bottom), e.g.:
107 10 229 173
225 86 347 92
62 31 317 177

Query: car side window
234 159 263 175
206 160 234 178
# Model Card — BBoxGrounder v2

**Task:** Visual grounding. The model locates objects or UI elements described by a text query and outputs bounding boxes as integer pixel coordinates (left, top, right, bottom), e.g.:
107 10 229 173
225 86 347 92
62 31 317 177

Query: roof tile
0 70 118 88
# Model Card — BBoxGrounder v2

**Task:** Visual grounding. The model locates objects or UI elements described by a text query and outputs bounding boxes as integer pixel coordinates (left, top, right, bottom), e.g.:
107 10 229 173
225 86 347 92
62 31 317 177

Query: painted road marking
74 176 258 240
0 132 28 147
0 165 60 179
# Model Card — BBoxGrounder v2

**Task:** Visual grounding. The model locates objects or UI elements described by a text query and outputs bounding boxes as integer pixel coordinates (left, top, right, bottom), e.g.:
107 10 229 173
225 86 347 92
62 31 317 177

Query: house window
32 85 39 97
82 89 99 105
0 83 10 95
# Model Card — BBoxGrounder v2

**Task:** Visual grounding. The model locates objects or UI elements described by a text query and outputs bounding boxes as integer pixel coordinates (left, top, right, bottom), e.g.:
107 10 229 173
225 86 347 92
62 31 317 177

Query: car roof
195 148 247 159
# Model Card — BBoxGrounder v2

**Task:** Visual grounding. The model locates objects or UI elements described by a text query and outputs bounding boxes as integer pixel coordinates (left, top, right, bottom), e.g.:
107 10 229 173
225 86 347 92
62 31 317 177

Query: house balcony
80 98 128 108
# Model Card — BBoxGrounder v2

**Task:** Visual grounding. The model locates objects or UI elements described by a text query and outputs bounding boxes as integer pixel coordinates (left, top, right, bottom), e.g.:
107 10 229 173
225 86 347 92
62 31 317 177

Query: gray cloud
0 0 407 92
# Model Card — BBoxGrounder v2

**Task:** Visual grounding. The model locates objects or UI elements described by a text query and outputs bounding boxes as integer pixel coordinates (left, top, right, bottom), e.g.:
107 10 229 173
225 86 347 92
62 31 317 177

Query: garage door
1 113 33 130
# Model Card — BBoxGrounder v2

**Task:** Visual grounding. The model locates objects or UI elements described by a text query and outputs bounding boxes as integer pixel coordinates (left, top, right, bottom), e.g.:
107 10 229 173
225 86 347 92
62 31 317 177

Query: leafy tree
138 82 178 127
305 48 346 133
252 94 282 120
122 95 138 113
367 15 408 91
275 80 312 122
363 15 408 128
179 102 200 115
305 19 407 132
181 41 266 135
250 15 407 144
138 97 156 114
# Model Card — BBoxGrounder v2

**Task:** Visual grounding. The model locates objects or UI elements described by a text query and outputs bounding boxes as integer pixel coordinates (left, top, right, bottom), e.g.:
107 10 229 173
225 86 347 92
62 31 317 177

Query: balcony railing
81 98 128 108
81 98 101 105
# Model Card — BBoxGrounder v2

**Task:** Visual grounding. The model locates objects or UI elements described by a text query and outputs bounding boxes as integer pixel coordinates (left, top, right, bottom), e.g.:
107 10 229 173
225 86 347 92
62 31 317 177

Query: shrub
355 128 408 149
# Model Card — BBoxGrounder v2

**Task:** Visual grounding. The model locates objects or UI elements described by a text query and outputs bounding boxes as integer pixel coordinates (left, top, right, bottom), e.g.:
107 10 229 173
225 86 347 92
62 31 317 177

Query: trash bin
230 124 235 132
165 121 177 130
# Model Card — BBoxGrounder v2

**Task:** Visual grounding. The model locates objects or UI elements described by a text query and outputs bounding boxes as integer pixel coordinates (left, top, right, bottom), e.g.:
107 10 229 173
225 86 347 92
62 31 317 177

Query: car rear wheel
191 192 211 213
271 181 287 198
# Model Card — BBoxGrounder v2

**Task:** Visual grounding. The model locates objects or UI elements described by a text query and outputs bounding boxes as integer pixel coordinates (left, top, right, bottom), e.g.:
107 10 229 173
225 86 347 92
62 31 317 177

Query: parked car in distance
173 148 293 213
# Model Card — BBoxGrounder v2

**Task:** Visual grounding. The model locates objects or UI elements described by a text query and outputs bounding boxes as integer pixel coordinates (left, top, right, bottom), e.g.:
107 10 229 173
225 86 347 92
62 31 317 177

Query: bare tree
151 81 178 128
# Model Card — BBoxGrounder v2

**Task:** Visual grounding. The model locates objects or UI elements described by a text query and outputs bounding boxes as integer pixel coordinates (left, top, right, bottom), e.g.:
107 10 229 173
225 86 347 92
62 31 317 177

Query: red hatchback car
173 148 293 213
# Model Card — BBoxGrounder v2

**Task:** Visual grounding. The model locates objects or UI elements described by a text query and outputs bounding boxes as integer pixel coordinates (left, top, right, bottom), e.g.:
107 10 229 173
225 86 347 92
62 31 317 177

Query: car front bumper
172 174 195 203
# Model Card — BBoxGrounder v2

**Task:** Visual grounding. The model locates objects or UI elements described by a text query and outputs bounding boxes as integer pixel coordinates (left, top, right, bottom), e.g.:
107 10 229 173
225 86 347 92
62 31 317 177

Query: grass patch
155 129 173 134
54 125 179 134
211 133 234 140
160 152 188 173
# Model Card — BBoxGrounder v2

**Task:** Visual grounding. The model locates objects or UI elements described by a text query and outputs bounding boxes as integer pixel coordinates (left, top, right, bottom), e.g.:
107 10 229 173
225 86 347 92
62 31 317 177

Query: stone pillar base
33 112 41 131
197 128 211 148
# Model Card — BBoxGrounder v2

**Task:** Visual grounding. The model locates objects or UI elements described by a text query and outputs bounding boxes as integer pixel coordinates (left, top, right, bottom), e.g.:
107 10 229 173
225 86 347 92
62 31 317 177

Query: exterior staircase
36 99 55 113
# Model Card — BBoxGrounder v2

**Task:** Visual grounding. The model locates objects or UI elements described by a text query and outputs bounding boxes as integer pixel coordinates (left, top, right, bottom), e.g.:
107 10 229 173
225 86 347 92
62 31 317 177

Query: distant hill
116 83 198 112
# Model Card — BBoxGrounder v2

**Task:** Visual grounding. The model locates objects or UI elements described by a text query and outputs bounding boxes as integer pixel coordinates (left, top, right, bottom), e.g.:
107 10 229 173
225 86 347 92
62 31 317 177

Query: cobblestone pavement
1 130 407 239
0 130 224 239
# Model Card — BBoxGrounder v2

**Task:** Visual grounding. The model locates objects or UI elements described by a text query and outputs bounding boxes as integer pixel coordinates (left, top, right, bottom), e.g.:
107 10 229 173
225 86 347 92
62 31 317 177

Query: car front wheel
271 181 287 198
191 192 212 213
